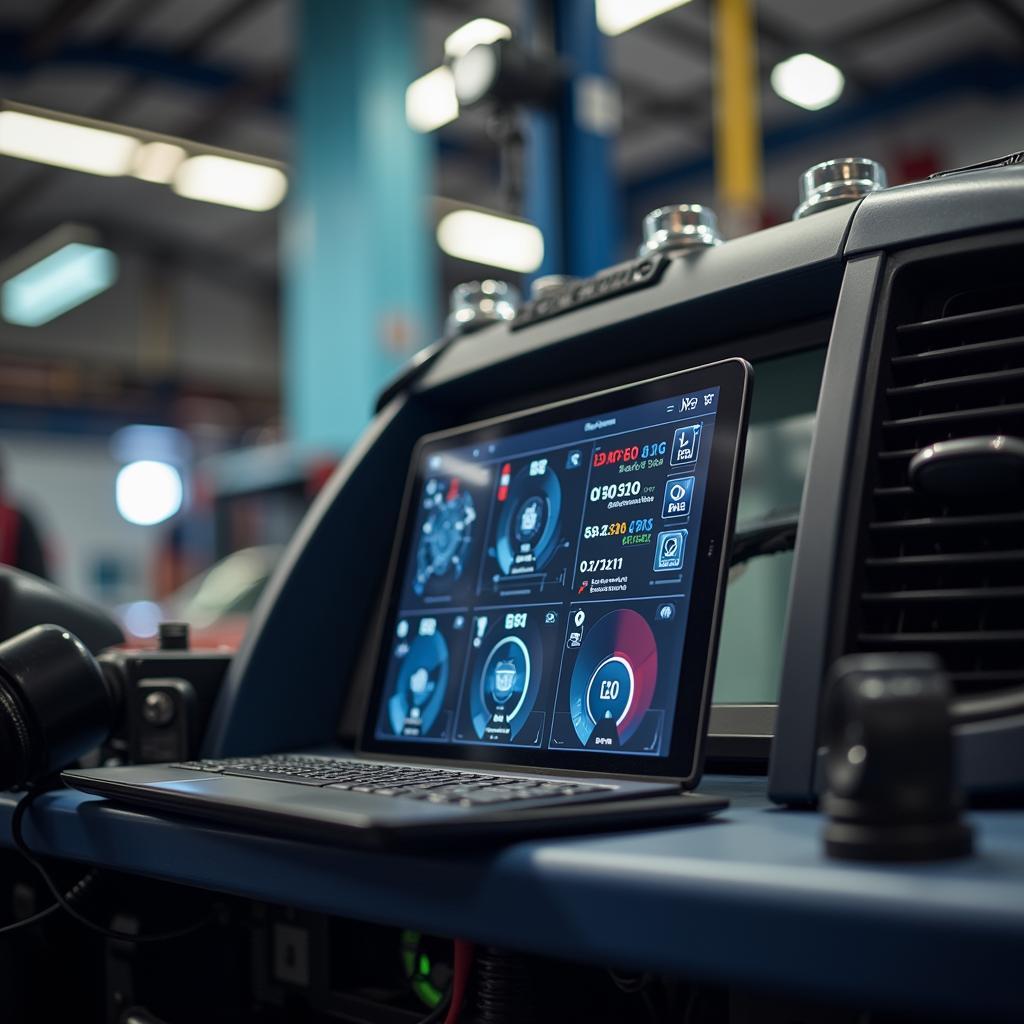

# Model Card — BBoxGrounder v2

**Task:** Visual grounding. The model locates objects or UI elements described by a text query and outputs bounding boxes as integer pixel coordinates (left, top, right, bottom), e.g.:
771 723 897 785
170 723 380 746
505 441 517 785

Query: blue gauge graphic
414 478 476 596
468 620 543 742
387 630 449 737
494 463 562 576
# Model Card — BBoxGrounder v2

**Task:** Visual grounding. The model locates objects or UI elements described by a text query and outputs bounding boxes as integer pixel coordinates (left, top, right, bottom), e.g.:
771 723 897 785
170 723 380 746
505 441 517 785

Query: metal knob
446 279 519 335
142 690 175 727
794 157 887 220
530 274 576 298
638 204 721 256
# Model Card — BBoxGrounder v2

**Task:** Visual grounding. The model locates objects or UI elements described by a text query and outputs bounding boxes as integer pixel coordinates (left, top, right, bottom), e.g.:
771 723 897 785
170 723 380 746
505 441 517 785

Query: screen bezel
357 358 752 784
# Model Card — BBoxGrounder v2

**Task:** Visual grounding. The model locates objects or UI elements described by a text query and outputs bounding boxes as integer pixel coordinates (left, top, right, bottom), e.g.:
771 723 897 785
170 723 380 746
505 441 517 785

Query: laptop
64 359 752 848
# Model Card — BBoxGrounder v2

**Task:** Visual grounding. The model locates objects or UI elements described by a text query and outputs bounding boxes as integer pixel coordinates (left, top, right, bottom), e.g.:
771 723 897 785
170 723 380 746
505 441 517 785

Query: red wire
444 939 475 1024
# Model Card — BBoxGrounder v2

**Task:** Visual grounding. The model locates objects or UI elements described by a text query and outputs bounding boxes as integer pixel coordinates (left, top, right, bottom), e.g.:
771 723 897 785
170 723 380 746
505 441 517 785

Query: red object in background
892 149 943 185
305 457 338 499
445 478 460 502
497 462 511 502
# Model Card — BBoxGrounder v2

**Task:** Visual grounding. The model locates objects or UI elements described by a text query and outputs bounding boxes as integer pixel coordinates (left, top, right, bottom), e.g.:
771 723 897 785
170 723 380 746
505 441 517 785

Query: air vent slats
886 365 1024 398
870 511 1024 532
846 266 1024 700
861 587 1024 603
890 334 1024 367
882 402 1024 432
895 300 1024 338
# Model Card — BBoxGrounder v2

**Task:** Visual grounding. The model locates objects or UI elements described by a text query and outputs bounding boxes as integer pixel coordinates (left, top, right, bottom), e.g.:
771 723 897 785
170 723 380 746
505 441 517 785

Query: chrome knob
142 690 175 727
638 204 721 255
446 279 519 335
530 274 576 298
794 157 887 220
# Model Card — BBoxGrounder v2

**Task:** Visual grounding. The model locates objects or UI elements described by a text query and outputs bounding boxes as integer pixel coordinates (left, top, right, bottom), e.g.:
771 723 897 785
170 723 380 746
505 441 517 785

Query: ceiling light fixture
115 460 183 526
406 66 460 133
444 17 512 60
595 0 692 36
172 154 288 211
0 226 117 327
770 53 845 111
0 108 138 176
437 209 544 273
132 140 187 184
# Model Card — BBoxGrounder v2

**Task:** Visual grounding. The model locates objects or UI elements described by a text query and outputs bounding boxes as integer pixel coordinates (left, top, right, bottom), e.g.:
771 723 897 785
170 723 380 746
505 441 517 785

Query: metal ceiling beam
981 0 1024 43
21 0 103 61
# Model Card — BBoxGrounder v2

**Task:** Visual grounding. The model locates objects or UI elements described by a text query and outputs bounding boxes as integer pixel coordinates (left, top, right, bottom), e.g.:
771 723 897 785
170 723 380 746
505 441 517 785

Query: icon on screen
654 530 686 571
661 476 695 518
670 424 701 465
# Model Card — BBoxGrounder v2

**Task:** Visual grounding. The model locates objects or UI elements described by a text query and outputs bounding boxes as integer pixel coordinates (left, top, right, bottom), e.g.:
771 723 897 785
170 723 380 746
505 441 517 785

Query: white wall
0 431 164 606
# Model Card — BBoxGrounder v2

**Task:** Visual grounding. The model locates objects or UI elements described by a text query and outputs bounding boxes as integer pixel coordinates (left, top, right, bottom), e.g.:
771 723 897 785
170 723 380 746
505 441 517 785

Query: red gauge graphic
567 608 658 748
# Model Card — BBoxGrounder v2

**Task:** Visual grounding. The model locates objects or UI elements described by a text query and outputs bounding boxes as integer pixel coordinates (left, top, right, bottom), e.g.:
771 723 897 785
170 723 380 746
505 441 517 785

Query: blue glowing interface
372 385 720 758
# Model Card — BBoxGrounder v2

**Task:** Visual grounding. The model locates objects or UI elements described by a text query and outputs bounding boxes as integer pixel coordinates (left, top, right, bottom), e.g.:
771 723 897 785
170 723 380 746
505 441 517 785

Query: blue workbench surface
3 777 1023 1019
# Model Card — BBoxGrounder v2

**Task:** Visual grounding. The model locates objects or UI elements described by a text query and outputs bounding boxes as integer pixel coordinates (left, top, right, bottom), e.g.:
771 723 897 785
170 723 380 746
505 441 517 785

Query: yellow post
713 0 762 236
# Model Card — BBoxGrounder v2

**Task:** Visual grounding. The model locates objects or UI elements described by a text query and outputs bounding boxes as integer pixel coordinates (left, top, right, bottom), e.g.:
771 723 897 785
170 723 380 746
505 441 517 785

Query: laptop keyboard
169 756 612 807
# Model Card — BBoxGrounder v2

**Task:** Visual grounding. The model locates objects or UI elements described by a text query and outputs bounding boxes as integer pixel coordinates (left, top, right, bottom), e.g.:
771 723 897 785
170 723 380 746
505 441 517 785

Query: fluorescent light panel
406 66 459 133
133 140 186 183
172 154 287 211
0 109 138 176
770 53 845 110
0 103 287 212
596 0 691 36
2 242 117 327
437 210 544 273
444 18 511 59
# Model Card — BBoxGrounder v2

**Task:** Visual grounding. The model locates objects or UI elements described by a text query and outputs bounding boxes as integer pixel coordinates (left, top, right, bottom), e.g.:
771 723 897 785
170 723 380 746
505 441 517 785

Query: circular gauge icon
568 609 658 748
469 620 543 742
414 478 476 595
387 630 449 737
494 464 562 576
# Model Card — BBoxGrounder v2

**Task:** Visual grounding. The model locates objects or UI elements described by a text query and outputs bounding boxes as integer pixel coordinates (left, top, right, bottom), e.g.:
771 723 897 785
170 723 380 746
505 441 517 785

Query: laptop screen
359 359 751 782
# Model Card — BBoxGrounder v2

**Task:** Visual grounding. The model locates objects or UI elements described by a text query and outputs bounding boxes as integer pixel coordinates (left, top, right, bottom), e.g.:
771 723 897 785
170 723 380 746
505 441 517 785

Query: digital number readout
592 441 667 467
579 557 624 573
589 481 642 502
583 519 655 539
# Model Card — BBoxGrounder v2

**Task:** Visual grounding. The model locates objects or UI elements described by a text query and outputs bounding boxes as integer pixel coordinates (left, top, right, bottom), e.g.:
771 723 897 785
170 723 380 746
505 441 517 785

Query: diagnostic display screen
361 360 751 780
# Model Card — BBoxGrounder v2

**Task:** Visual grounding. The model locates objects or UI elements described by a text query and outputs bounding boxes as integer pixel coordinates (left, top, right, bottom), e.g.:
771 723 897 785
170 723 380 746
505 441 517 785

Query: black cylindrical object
823 652 973 861
158 621 190 651
0 624 116 790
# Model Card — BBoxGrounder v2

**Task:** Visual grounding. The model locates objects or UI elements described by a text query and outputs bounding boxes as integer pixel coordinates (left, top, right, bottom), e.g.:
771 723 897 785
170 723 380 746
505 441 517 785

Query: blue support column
284 0 435 451
553 0 620 276
523 108 564 279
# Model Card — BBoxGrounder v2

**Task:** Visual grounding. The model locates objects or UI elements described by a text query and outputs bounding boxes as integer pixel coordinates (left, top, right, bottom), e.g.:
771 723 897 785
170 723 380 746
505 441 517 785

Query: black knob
908 435 1024 499
158 622 189 651
822 653 973 861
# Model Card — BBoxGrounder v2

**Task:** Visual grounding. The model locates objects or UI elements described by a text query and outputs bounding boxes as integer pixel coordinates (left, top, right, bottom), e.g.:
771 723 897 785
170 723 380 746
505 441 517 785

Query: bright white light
771 53 845 111
452 45 499 106
115 460 183 526
596 0 691 36
406 66 459 133
132 141 186 184
119 600 162 639
0 109 138 176
2 242 117 327
444 18 511 59
437 210 544 273
172 154 287 211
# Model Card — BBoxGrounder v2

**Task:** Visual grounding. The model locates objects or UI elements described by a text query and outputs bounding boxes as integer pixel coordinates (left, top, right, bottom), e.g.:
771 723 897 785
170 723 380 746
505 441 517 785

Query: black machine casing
198 161 1024 806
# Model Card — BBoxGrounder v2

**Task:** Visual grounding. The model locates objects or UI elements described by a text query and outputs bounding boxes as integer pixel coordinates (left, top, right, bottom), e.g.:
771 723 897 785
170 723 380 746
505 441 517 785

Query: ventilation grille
849 263 1024 697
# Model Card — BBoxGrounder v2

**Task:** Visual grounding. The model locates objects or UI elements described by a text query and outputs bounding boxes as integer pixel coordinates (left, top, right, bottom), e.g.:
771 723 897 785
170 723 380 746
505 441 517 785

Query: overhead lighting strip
0 100 288 212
